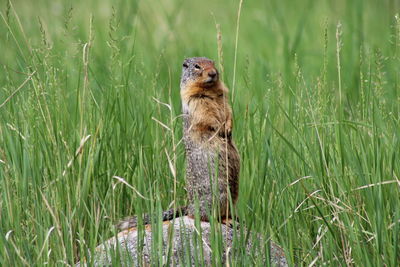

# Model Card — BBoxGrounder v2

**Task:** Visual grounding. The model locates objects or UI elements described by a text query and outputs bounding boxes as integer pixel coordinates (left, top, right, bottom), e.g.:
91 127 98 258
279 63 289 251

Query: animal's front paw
221 218 239 229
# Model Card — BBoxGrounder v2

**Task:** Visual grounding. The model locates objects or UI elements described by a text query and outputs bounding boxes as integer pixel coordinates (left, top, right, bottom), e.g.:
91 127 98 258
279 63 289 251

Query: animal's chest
186 98 224 121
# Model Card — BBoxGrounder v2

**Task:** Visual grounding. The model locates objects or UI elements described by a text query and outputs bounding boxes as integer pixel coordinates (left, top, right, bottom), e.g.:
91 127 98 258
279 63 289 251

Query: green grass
1 0 399 265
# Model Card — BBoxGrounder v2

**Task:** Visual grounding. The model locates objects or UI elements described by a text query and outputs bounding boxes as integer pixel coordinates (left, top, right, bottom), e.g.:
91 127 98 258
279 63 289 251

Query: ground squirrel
180 57 240 222
117 57 240 230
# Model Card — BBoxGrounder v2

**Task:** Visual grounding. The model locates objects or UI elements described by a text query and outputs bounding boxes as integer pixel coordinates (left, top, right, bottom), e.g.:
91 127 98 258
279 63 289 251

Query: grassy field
1 0 399 265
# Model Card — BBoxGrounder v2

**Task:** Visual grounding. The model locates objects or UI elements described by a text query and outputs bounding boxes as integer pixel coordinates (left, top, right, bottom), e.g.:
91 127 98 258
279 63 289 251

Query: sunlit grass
0 0 399 265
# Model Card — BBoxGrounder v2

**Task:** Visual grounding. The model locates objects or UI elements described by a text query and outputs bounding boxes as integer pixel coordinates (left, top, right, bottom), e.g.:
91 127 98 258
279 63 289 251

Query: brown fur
181 81 232 140
181 57 240 222
116 57 240 230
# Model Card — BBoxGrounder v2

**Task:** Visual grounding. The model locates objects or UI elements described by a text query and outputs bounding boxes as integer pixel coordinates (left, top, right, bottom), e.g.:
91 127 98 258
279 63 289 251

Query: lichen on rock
77 216 288 266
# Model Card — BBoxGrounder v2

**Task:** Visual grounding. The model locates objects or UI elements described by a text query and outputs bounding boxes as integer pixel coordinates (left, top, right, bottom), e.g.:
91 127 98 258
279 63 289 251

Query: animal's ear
183 58 190 68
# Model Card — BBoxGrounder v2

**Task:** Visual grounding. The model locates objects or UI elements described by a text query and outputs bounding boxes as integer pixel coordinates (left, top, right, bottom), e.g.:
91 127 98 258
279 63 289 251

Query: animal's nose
208 70 217 78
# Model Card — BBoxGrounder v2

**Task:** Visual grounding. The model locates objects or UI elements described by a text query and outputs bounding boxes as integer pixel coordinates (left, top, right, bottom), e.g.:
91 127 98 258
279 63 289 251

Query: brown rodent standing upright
180 57 240 223
117 57 240 230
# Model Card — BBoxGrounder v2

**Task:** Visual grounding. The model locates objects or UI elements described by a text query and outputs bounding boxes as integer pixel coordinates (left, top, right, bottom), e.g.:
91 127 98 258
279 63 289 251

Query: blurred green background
1 0 399 265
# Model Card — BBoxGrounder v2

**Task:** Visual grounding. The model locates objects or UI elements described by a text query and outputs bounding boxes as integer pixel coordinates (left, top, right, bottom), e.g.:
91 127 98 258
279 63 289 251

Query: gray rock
77 216 288 266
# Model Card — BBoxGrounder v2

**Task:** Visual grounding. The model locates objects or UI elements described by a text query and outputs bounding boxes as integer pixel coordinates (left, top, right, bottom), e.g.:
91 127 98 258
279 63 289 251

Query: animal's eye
183 63 188 68
194 64 201 70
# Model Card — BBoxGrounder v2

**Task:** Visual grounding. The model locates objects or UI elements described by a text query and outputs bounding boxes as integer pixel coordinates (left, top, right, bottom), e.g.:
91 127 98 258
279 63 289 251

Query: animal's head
180 57 219 89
